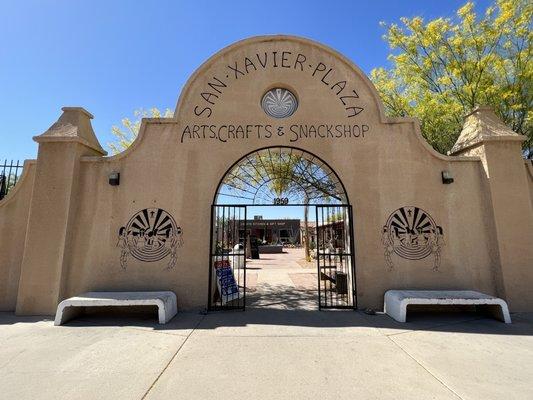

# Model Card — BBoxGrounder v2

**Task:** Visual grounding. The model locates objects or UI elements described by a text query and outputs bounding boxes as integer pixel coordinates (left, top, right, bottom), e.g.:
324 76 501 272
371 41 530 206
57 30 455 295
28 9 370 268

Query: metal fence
0 160 23 200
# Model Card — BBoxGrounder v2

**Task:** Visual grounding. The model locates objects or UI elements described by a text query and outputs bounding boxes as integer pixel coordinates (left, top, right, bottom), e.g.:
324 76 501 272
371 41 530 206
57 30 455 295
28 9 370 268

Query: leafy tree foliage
108 108 173 154
223 151 341 204
222 150 342 261
371 0 532 156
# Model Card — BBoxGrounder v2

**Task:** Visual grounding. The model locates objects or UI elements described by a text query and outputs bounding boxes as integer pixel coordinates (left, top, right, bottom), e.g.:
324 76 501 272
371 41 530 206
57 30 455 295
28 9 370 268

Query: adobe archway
209 145 356 310
5 35 531 317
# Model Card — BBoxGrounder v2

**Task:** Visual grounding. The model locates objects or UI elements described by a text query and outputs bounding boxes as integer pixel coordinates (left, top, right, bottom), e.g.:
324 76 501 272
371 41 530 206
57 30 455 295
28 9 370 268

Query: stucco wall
55 36 502 310
525 160 533 209
56 119 500 311
2 35 531 314
0 161 35 310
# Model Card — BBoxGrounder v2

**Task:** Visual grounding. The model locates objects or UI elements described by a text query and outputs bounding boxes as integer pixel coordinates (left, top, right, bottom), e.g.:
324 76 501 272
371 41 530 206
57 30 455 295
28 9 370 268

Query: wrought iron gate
315 205 356 309
0 160 23 200
208 205 247 310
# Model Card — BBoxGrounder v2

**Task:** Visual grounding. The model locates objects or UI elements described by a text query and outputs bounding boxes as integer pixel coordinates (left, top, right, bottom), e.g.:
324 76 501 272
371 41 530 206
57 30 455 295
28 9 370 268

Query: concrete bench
384 290 511 323
54 291 177 326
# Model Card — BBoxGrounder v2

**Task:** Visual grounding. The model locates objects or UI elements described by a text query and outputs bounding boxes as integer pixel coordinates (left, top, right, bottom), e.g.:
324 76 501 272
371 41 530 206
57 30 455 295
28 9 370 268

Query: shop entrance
208 147 356 311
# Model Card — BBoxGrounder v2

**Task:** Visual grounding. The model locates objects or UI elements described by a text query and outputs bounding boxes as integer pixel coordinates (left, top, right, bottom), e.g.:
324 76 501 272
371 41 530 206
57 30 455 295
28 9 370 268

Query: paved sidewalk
0 310 532 400
246 248 318 310
1 250 531 399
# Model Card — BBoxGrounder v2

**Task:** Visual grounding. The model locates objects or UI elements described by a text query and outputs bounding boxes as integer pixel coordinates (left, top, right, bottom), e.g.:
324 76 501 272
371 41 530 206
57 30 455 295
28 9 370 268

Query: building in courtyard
247 216 301 245
0 35 532 314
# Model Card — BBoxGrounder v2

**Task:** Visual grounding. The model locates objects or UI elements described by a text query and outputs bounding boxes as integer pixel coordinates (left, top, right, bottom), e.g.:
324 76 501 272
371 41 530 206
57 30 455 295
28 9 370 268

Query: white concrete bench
384 290 511 323
54 291 177 326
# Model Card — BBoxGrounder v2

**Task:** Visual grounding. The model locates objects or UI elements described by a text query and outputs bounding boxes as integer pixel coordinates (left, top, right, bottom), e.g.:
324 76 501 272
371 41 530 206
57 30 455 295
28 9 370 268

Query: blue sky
0 0 492 218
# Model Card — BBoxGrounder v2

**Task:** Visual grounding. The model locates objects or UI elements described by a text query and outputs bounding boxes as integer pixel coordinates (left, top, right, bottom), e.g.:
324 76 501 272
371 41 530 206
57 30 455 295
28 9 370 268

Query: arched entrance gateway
209 146 355 310
2 35 532 317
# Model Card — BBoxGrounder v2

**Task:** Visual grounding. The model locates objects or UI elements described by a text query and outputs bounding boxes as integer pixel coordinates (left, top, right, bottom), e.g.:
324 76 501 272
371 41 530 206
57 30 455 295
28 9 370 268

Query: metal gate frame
208 203 357 311
315 204 357 310
208 205 247 311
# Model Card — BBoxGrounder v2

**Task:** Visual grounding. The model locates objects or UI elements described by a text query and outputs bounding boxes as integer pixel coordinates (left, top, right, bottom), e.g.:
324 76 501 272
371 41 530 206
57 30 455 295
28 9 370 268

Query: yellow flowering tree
108 108 173 154
371 0 532 157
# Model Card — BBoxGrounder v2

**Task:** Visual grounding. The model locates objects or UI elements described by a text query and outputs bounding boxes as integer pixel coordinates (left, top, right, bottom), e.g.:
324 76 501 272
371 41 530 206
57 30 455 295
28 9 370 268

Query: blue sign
214 261 240 304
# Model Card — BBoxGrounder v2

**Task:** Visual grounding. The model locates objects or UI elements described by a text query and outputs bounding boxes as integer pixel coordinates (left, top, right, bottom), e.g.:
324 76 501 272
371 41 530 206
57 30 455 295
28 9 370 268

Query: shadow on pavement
2 309 531 337
1 283 532 337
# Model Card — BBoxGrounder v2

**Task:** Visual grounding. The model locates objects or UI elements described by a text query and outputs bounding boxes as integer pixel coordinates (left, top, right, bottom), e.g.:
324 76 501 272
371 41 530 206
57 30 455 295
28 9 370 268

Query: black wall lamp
441 170 454 184
109 172 120 186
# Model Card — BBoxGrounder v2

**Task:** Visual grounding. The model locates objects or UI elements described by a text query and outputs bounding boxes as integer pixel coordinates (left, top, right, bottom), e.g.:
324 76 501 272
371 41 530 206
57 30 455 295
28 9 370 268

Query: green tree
108 108 173 154
222 150 341 261
371 0 532 157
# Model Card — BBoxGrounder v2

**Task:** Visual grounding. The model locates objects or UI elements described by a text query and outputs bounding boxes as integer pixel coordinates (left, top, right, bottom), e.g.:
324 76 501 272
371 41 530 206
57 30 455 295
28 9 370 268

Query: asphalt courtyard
1 249 532 400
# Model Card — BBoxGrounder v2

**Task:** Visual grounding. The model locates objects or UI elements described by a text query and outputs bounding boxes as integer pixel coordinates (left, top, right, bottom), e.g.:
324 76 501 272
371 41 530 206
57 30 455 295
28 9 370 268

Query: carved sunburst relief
117 208 183 270
261 88 298 118
381 206 444 271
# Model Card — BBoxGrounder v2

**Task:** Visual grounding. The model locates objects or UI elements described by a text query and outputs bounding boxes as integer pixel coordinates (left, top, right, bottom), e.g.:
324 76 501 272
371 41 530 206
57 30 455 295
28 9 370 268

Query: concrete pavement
245 248 318 310
1 250 531 399
0 310 532 400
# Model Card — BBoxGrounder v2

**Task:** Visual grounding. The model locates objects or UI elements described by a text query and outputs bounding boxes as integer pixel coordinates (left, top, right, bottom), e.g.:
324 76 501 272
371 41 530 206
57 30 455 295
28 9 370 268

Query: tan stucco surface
527 161 533 210
0 161 35 310
1 35 532 314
